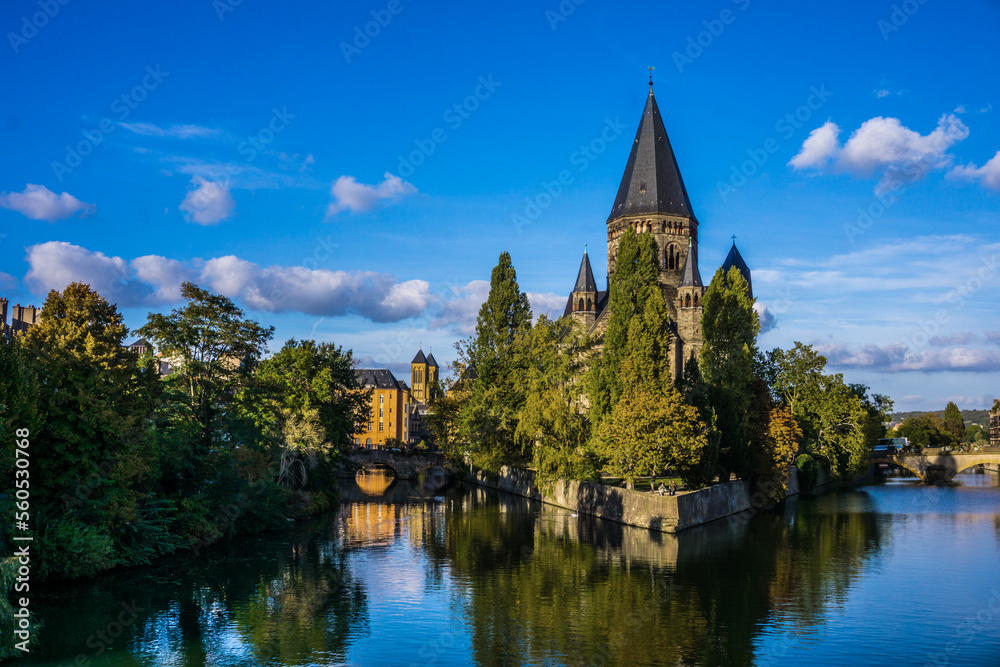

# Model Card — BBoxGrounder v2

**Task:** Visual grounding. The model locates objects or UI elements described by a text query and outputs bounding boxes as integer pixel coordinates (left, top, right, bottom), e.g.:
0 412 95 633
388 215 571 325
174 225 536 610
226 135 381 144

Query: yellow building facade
353 369 410 448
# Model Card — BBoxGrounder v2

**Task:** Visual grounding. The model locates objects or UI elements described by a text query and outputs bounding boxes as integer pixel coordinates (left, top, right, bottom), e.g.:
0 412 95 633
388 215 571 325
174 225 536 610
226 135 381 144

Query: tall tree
139 282 274 462
942 401 965 443
516 316 599 484
19 283 165 577
22 283 160 499
700 266 759 479
587 227 667 425
252 339 369 488
456 252 533 471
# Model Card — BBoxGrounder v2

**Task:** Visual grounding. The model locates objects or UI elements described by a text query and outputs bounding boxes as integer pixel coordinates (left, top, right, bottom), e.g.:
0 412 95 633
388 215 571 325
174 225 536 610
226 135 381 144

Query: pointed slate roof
721 241 752 298
426 352 438 368
573 248 598 293
679 237 703 288
411 349 427 364
608 87 694 222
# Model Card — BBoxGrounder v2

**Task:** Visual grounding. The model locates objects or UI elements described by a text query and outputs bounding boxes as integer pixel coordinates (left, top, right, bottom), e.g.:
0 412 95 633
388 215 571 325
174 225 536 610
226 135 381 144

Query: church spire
679 236 702 288
573 246 598 293
721 240 753 299
607 82 694 222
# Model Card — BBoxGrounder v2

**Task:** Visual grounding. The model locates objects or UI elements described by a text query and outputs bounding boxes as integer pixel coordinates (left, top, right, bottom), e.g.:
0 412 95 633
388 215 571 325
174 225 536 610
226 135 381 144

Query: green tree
253 339 369 488
456 252 533 471
587 227 666 425
515 316 599 484
942 401 965 443
19 283 167 577
699 266 759 479
898 414 954 449
139 282 274 467
675 354 720 487
592 361 709 488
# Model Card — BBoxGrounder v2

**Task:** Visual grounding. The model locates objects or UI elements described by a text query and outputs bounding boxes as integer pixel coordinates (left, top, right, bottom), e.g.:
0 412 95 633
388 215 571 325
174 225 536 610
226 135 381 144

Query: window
379 408 383 418
378 422 384 432
379 394 384 405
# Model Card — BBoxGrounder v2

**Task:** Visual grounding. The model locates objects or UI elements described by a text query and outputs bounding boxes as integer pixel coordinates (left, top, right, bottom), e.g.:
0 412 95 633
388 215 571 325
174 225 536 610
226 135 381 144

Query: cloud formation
179 176 235 225
0 184 96 222
950 150 1000 192
326 172 417 216
815 342 1000 373
789 114 970 192
119 121 221 139
754 302 778 334
24 241 434 322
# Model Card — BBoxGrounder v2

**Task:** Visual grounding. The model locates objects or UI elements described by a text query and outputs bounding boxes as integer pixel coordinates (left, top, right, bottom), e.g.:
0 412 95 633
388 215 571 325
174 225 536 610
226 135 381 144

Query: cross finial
731 234 737 245
648 66 654 92
584 243 588 254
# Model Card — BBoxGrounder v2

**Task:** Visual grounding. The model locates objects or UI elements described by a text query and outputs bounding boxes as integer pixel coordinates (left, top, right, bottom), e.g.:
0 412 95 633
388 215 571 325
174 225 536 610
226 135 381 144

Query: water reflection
17 472 1000 666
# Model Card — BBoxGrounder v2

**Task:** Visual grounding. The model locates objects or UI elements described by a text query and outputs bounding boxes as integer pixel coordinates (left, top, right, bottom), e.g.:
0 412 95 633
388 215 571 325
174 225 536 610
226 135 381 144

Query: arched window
366 438 373 447
586 297 592 310
694 295 699 306
667 245 677 270
578 298 584 311
685 294 692 307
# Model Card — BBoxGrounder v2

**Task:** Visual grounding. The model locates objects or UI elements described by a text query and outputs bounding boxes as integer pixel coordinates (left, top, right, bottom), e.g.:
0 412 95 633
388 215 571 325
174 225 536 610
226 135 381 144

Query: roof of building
572 248 598 293
397 380 410 392
608 87 695 222
411 349 427 364
425 352 438 368
679 237 703 288
129 338 152 348
721 241 752 298
355 368 402 390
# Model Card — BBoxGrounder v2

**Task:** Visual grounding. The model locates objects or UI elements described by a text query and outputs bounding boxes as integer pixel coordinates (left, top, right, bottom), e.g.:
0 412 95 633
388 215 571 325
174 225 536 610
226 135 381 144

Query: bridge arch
874 451 1000 483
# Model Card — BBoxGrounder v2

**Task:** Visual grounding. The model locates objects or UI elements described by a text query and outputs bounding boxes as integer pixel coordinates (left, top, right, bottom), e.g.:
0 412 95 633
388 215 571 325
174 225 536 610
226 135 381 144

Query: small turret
567 247 599 328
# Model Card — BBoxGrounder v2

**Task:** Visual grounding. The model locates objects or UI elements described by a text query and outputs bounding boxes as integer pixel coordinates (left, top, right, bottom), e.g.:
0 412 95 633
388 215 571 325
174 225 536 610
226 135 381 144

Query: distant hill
891 409 990 426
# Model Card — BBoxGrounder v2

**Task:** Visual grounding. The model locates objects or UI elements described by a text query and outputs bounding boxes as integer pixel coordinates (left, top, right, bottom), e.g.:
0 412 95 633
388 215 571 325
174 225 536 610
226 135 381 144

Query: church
564 78 753 379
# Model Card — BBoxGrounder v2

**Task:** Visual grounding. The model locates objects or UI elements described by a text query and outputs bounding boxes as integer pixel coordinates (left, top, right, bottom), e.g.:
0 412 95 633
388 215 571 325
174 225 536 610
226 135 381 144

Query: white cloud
789 113 971 192
179 176 235 225
875 89 890 98
23 241 434 322
816 342 1000 373
119 122 220 139
950 150 1000 192
528 292 568 322
326 172 417 216
430 280 490 335
0 184 95 222
954 105 966 114
754 302 778 334
0 272 17 290
788 121 839 170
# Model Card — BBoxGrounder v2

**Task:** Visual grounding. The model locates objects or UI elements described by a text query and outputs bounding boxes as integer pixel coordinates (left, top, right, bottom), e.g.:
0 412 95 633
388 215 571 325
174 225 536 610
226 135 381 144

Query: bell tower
606 77 699 322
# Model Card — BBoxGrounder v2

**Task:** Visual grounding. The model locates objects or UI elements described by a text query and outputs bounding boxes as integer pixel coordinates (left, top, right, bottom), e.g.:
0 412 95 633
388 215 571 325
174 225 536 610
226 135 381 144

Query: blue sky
2 0 998 411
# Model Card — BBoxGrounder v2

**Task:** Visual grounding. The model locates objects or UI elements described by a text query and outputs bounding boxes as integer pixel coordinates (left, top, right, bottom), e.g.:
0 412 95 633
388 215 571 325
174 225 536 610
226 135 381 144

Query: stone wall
469 466 754 534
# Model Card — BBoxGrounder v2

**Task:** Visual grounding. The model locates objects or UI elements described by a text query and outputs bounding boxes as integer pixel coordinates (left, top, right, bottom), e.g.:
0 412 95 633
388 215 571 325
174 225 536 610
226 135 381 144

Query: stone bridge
344 449 454 480
870 447 1000 483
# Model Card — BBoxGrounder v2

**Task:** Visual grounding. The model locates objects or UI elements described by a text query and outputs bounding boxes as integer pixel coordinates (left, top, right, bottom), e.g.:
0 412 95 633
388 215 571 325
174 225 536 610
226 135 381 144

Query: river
11 469 1000 666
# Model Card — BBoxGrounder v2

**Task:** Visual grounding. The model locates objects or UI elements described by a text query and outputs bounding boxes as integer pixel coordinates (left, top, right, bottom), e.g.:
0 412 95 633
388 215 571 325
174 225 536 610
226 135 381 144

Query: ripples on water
15 469 1000 666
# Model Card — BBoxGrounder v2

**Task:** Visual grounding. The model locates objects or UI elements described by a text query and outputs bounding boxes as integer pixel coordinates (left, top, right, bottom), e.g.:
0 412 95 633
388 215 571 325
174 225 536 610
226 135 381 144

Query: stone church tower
565 79 751 380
